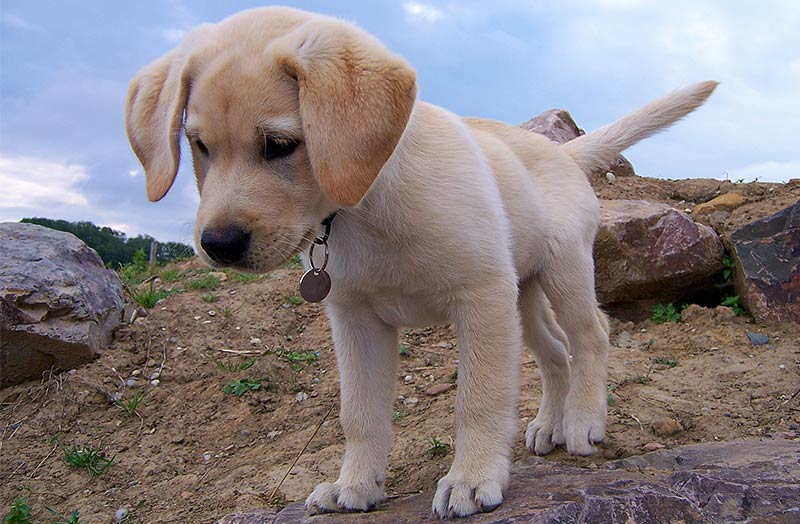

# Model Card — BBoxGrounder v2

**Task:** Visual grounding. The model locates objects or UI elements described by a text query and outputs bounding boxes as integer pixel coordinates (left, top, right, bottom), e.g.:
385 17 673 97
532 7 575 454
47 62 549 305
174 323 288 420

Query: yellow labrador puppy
126 7 716 518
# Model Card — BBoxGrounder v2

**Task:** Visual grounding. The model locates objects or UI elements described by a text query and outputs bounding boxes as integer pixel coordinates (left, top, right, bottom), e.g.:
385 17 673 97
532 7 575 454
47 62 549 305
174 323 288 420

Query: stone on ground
0 222 124 387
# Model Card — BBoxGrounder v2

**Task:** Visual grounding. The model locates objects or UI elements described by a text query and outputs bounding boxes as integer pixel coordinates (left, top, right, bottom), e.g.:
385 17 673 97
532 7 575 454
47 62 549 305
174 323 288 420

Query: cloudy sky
1 1 798 243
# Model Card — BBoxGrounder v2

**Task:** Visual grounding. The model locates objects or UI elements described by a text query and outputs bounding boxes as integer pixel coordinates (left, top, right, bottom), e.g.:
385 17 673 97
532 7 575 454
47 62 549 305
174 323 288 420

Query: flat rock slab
731 200 800 323
223 439 799 523
0 222 124 387
594 200 724 304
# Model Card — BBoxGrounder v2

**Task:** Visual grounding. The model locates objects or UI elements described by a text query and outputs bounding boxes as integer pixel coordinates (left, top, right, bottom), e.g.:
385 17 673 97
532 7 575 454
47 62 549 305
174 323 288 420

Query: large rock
224 439 799 523
0 222 124 387
520 109 636 177
731 201 800 323
594 200 724 305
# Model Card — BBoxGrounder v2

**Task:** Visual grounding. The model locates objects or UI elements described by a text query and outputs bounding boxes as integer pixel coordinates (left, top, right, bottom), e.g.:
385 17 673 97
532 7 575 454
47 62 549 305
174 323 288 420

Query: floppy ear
125 50 191 202
272 18 417 207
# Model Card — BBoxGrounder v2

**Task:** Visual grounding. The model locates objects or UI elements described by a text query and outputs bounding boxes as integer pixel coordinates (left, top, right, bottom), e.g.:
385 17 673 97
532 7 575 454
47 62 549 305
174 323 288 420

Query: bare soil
2 177 799 523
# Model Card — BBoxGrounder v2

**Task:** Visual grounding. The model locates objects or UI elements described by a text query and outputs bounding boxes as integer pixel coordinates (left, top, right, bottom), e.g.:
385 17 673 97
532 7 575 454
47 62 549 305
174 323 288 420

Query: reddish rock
424 383 455 396
731 201 800 324
520 109 635 177
594 200 724 305
653 417 684 437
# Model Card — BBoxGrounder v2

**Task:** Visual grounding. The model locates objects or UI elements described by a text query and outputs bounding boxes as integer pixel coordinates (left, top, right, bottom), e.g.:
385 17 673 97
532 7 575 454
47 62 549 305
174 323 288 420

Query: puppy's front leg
432 282 522 518
306 302 398 514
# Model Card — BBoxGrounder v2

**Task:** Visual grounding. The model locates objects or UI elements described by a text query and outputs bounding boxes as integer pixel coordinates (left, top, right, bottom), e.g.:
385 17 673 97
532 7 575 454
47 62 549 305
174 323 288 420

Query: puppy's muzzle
201 225 251 265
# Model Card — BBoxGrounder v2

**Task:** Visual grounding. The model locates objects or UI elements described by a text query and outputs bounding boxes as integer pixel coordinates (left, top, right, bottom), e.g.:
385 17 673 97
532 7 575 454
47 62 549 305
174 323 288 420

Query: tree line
21 217 194 268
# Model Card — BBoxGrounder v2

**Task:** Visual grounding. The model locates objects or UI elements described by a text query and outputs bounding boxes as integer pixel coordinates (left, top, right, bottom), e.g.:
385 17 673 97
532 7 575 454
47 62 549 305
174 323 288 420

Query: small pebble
779 364 786 370
208 310 216 317
404 375 413 383
267 430 282 439
131 369 141 377
643 442 666 452
403 397 419 408
747 332 769 345
114 508 129 522
125 378 138 388
149 371 160 380
295 392 308 402
311 378 320 384
605 172 616 182
150 379 160 387
193 316 201 320
203 451 213 462
652 417 683 437
202 320 212 324
250 338 262 346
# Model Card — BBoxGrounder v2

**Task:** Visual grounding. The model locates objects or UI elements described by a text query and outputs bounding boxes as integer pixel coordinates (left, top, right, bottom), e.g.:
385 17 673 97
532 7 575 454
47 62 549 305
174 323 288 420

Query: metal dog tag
299 269 331 303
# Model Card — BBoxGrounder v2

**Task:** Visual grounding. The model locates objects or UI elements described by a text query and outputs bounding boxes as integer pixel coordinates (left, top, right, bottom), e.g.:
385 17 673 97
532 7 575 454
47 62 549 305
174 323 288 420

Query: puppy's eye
196 139 209 156
264 137 298 161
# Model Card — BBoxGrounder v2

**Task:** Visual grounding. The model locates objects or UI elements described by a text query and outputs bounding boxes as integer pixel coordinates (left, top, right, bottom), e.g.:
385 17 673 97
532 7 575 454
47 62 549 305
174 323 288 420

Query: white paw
525 413 565 455
562 405 606 456
305 480 384 515
431 466 507 518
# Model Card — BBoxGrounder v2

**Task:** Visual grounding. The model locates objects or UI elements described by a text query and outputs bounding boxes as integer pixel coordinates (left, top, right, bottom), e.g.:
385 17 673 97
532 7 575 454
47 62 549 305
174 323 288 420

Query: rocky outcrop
221 439 799 523
520 109 636 177
0 222 124 387
731 201 800 323
594 200 725 305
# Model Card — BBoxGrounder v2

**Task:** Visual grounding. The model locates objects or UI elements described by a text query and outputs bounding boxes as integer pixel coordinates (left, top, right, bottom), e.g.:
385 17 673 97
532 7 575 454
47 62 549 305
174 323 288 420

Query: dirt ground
2 176 799 523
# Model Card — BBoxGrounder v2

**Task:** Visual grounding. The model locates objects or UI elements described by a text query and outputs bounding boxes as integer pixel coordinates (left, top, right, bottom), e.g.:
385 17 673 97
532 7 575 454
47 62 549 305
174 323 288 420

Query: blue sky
1 1 798 243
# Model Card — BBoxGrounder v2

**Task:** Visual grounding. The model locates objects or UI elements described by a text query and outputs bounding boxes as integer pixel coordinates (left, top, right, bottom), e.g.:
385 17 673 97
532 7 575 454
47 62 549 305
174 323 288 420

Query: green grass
284 295 303 306
642 338 656 351
226 270 263 283
159 267 183 283
283 254 302 269
427 438 451 457
392 409 405 422
652 357 678 368
46 508 86 524
722 256 735 281
208 354 256 373
652 303 682 324
275 348 319 372
62 443 115 477
115 391 146 417
2 496 33 524
721 295 744 315
399 344 412 357
200 293 219 303
186 274 222 291
131 286 171 309
223 378 264 397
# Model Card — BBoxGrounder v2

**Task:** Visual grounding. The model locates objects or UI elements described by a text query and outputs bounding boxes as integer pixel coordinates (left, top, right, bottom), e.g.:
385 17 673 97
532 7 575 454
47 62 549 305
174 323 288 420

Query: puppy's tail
561 81 718 175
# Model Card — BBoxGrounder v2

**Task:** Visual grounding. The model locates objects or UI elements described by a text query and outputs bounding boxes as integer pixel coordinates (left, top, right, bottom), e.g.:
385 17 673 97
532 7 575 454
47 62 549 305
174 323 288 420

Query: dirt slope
1 177 798 523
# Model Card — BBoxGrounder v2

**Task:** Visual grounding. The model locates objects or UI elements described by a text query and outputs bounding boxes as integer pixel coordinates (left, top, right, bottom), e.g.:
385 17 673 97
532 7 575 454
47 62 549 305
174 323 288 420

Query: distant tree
20 217 194 267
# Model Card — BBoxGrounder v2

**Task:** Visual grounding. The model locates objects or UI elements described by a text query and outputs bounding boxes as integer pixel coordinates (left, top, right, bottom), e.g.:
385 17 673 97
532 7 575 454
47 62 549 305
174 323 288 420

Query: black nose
200 226 250 264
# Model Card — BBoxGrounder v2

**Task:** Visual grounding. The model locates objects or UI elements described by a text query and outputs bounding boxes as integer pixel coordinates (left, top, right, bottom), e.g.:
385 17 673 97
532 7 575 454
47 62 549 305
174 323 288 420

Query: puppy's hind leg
519 275 571 455
540 251 610 456
306 303 398 514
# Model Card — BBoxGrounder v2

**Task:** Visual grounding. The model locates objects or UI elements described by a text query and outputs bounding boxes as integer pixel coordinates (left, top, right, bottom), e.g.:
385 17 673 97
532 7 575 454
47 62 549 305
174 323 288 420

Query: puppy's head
125 7 416 272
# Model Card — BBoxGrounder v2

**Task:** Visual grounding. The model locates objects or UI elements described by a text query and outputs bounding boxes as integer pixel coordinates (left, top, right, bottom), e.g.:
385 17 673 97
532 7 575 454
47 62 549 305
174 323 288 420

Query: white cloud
403 2 445 23
128 169 140 177
0 154 89 209
727 160 800 184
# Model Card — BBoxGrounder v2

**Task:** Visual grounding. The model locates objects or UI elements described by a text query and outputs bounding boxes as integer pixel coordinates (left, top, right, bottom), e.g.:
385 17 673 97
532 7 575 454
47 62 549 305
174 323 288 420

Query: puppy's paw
562 406 606 456
525 413 565 455
431 468 506 518
305 481 384 515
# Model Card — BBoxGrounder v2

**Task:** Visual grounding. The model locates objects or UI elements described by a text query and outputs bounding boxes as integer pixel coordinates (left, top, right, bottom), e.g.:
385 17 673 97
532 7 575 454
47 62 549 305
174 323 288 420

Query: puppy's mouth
198 225 315 274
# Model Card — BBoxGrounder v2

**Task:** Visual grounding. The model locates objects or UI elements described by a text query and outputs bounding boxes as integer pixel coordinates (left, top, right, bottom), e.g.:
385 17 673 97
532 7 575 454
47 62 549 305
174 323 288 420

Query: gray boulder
0 222 124 387
520 109 636 177
594 200 724 305
234 439 798 523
